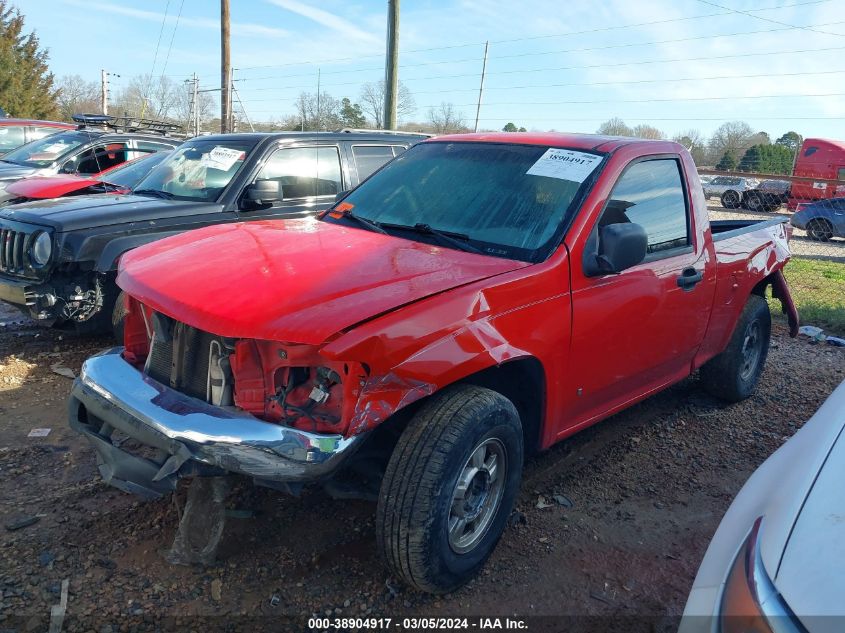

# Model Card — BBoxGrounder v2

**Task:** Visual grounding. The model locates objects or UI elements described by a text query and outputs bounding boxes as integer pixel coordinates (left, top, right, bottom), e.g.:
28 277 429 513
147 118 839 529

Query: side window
75 142 131 174
353 145 395 181
130 140 175 160
601 159 689 255
0 126 26 152
711 177 724 185
255 146 342 199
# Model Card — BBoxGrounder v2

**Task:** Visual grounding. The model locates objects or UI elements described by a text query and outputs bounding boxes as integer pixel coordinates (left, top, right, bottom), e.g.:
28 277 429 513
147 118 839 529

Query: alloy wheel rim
447 438 507 554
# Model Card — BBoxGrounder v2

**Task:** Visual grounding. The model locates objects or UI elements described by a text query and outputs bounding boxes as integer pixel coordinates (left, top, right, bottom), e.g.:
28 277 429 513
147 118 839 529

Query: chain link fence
701 170 845 335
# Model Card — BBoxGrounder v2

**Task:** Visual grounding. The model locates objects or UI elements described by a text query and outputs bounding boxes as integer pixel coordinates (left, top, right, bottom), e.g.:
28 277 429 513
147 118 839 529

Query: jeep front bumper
69 349 365 499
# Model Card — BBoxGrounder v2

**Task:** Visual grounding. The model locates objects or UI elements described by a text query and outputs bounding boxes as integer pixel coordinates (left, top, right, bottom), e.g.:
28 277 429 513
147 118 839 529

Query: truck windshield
133 139 256 202
323 141 603 261
1 130 93 167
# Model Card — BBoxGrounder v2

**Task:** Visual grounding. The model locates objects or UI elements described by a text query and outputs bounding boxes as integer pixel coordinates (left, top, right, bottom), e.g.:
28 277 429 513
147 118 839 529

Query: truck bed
710 217 789 242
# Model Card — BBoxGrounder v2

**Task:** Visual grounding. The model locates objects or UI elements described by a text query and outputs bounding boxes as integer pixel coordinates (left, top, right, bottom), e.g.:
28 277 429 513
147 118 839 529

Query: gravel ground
0 302 843 632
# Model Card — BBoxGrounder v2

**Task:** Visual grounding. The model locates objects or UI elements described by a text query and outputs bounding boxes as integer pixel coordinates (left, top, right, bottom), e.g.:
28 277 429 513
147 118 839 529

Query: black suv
0 130 427 334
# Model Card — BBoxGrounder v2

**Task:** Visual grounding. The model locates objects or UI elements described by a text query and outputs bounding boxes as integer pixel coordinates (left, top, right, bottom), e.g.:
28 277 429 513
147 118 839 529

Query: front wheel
721 190 741 209
700 294 771 402
806 218 834 242
376 385 523 593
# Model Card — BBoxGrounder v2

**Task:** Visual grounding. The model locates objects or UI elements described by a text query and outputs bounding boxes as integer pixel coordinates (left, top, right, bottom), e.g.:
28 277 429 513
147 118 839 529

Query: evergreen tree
340 98 366 128
716 151 737 171
0 1 59 119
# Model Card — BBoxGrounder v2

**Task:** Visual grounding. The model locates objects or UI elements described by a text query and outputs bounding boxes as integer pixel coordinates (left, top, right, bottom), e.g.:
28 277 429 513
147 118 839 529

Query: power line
226 0 830 73
227 18 845 88
157 0 185 86
697 0 845 38
146 0 171 84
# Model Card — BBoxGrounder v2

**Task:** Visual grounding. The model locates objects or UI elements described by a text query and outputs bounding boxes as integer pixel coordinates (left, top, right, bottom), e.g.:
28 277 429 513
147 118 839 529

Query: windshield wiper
382 222 484 255
134 189 174 199
332 208 388 235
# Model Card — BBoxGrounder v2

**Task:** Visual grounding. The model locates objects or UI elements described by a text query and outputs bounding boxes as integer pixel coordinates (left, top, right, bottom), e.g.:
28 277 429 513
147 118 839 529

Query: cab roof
426 131 684 154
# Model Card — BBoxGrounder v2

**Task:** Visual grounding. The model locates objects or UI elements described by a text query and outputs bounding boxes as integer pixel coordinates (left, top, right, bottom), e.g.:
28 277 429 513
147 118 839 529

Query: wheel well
807 217 833 228
459 357 545 455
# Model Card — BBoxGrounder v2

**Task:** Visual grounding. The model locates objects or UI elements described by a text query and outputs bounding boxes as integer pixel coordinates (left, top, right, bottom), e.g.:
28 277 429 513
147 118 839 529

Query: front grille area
145 316 219 401
0 228 29 275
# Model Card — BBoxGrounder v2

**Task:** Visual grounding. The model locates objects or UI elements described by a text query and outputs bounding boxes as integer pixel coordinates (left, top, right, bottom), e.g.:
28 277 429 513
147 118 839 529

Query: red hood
5 175 103 199
117 218 530 344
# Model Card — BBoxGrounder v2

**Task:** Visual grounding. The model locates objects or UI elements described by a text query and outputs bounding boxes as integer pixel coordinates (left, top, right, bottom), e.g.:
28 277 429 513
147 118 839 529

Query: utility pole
221 0 231 133
383 0 399 130
101 69 109 115
192 73 199 136
473 41 489 133
316 68 321 130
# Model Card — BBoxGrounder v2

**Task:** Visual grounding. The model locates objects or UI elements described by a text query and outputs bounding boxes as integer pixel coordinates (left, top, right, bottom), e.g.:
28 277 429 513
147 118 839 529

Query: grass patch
772 258 845 334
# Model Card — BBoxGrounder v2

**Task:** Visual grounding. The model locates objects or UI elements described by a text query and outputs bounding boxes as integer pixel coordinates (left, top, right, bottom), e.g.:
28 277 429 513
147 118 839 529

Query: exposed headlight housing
719 518 805 633
30 231 52 266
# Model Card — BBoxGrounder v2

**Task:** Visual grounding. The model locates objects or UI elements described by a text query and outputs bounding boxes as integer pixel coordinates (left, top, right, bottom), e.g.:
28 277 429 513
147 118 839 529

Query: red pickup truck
69 133 798 593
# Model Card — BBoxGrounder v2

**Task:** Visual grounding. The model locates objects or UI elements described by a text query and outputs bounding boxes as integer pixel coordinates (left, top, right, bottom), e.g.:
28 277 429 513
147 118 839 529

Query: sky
16 0 845 139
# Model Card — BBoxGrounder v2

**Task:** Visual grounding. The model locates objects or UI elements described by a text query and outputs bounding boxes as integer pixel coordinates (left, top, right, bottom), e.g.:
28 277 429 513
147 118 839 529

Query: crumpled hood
0 194 217 232
117 218 530 345
4 174 100 199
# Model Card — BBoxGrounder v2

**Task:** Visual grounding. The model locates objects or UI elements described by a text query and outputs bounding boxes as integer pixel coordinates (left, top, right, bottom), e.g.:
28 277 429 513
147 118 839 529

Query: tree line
597 117 803 175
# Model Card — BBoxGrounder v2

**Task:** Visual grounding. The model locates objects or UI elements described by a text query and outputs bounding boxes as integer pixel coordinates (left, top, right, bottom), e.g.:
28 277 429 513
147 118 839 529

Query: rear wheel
700 294 771 402
721 190 741 209
376 385 523 593
745 193 764 212
806 218 834 242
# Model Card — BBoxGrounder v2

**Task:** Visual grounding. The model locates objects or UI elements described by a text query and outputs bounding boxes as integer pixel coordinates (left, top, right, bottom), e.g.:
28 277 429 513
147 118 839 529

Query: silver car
681 380 845 633
703 176 759 209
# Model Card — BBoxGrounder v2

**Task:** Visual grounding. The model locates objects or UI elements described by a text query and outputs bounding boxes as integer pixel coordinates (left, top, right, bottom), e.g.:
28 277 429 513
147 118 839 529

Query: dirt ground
0 300 843 632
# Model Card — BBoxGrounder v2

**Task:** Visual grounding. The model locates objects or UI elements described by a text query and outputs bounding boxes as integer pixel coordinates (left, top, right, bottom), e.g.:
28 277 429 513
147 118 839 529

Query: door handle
677 267 703 291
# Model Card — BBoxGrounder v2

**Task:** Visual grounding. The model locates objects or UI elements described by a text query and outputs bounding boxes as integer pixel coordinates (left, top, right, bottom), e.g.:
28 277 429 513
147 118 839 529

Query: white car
681 380 845 633
703 176 759 209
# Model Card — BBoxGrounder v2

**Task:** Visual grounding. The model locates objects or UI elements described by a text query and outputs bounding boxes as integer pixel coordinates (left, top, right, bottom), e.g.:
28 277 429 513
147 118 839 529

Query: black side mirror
243 180 284 209
585 222 648 275
335 190 350 202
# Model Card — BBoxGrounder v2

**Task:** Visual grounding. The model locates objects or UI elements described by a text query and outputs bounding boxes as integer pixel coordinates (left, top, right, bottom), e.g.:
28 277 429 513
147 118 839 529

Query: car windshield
101 151 171 189
323 141 603 261
133 139 255 202
1 130 95 167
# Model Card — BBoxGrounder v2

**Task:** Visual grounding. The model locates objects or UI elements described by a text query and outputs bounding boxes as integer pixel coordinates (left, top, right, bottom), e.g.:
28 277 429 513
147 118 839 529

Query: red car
70 133 798 593
0 118 74 155
0 150 171 205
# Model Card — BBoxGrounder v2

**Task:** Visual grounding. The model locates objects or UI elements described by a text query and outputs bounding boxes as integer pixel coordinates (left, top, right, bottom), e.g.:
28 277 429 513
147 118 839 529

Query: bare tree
55 75 100 119
596 117 633 136
360 80 416 128
631 124 664 140
293 91 344 131
111 74 182 121
673 128 707 165
707 121 754 165
427 102 467 134
173 82 215 132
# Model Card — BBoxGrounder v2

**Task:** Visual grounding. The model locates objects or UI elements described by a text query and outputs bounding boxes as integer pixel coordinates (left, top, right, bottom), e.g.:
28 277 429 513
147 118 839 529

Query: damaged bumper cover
69 349 365 499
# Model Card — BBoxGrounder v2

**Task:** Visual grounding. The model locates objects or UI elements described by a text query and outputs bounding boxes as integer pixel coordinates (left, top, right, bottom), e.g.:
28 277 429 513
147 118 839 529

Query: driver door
238 145 344 220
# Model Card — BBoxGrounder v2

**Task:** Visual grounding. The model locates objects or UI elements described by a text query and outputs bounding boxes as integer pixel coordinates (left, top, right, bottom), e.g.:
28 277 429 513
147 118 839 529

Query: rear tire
700 294 771 402
746 193 763 212
376 385 523 594
806 218 834 242
721 190 741 209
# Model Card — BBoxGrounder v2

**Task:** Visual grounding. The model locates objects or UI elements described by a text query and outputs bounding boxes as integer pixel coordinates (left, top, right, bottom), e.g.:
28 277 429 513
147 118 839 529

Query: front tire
700 294 771 402
806 218 834 242
721 190 741 209
376 385 523 594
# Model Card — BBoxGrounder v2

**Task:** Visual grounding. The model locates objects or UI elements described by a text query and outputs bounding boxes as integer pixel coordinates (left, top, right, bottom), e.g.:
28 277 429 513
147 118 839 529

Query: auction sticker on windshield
526 148 602 183
201 146 243 171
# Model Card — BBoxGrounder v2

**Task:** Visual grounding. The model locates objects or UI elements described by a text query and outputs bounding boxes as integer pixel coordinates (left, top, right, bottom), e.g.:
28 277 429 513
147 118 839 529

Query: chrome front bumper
69 349 364 499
